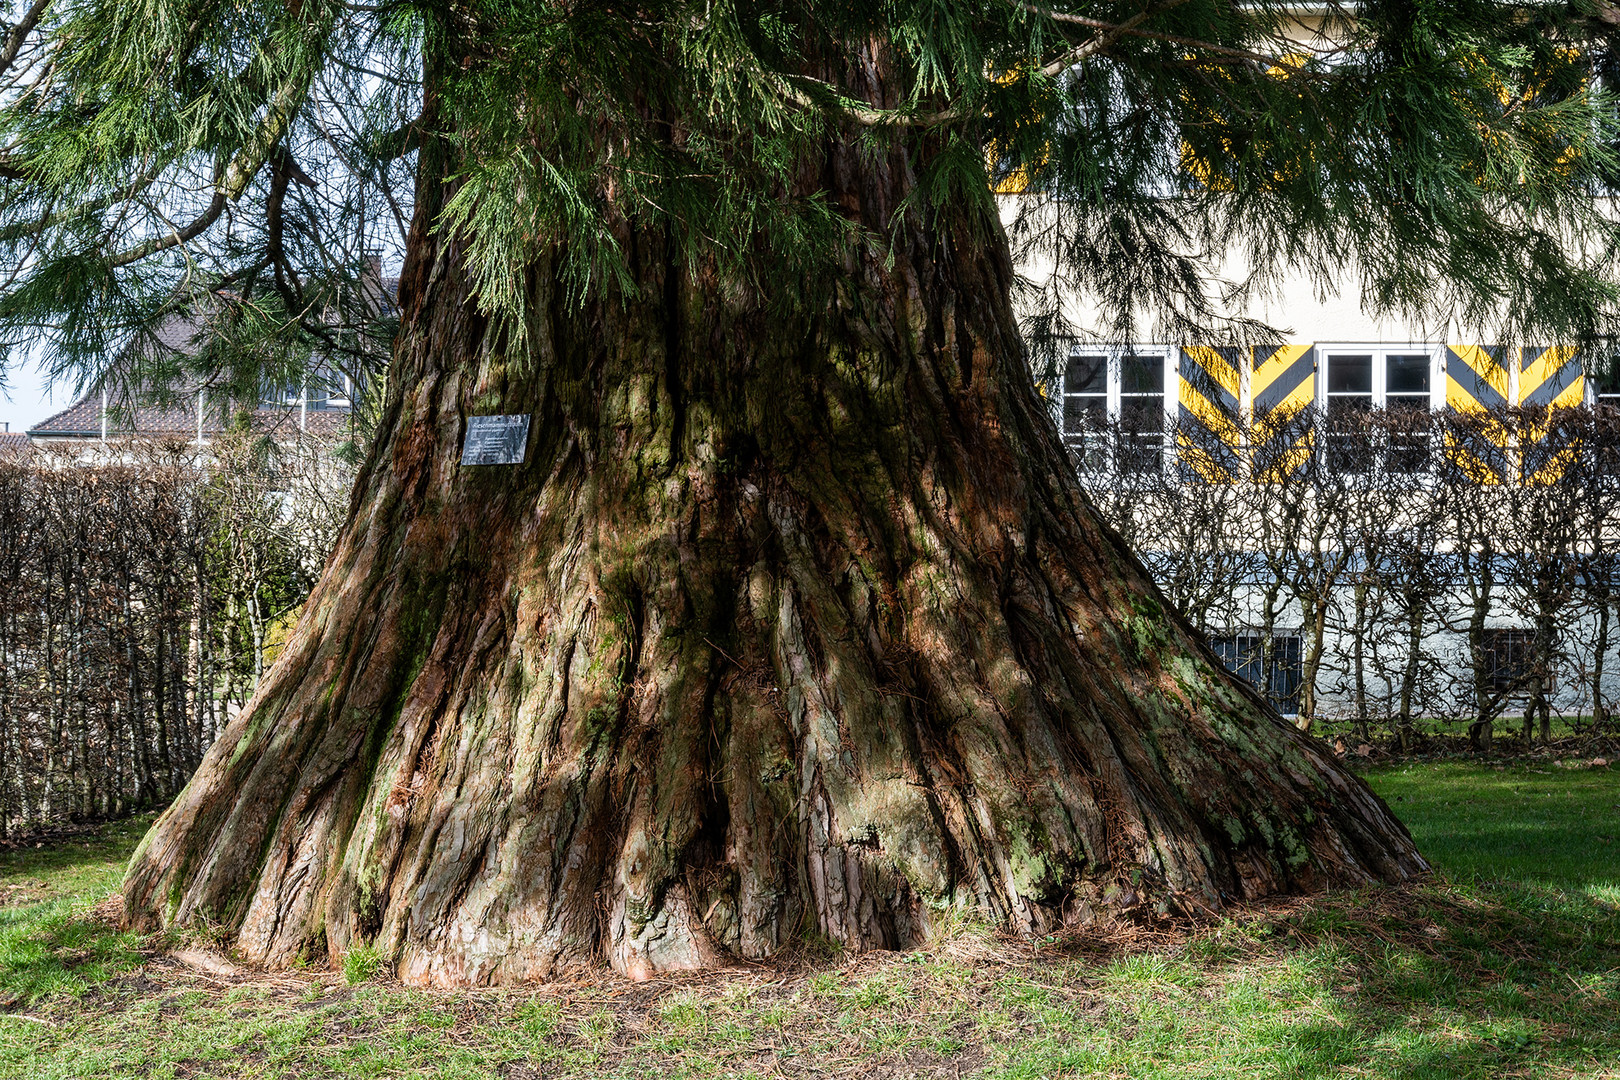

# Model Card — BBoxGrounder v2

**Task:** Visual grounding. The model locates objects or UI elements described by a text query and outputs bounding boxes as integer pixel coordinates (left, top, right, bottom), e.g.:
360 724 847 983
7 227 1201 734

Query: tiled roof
0 431 29 457
247 408 353 439
28 397 106 436
25 275 393 443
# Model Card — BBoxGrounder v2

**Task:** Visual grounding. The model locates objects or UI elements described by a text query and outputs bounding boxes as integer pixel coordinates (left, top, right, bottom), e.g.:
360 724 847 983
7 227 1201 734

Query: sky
1 359 73 435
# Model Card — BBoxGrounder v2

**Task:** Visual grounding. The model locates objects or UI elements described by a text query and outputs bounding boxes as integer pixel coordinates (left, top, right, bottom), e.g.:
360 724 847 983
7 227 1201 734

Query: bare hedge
0 433 349 833
6 401 1617 831
1079 404 1620 748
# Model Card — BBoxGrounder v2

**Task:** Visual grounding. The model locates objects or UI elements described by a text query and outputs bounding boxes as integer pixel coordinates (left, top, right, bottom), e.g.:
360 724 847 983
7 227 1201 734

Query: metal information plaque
461 414 531 465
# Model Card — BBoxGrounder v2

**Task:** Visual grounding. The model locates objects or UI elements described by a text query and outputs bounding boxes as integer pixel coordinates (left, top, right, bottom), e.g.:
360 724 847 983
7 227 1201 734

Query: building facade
1056 340 1620 736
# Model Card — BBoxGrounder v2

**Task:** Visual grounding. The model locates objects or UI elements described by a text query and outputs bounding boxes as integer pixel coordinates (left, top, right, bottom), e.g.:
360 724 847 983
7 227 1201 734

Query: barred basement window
1482 629 1534 693
1208 633 1303 715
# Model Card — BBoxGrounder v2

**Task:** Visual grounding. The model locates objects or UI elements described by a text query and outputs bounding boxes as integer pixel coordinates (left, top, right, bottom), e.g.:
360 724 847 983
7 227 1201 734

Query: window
1209 633 1303 715
1324 353 1373 473
1595 352 1620 411
1119 354 1166 473
1384 354 1433 473
262 383 299 409
1062 352 1108 470
1482 629 1534 694
261 365 357 412
1060 346 1171 474
1321 347 1439 475
1593 354 1620 473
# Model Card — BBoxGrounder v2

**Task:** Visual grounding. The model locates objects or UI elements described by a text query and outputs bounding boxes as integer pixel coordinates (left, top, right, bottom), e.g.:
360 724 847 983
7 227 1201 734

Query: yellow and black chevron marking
1177 347 1243 481
1519 346 1584 484
1251 345 1314 480
1519 345 1584 410
1446 345 1510 412
1444 345 1512 483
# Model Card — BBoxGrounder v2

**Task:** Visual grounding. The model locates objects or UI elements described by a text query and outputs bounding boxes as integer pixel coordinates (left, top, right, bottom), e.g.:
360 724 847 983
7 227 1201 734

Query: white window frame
1315 343 1445 480
1058 344 1176 477
1592 347 1620 409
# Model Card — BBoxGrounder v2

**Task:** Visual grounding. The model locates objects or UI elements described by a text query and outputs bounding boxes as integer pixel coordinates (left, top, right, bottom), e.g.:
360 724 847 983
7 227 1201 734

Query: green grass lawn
0 815 154 1007
1364 760 1620 901
0 767 1614 1079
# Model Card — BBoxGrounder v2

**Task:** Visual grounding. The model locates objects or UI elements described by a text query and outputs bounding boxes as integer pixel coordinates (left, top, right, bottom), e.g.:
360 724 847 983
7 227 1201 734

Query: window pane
1209 635 1249 683
1268 636 1303 714
1065 354 1107 394
1120 398 1163 436
1386 354 1430 394
1327 396 1372 427
1327 397 1373 473
1597 352 1620 398
1117 438 1159 474
1069 436 1109 471
1063 395 1105 435
1484 629 1533 692
1386 405 1431 474
1120 354 1163 394
1235 636 1264 687
1327 355 1373 394
1119 395 1163 474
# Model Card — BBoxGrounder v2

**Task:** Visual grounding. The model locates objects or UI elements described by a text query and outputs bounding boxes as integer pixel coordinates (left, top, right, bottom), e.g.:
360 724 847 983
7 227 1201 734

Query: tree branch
1019 0 1293 67
370 114 423 161
0 0 51 81
220 66 314 201
105 190 226 268
788 0 1264 128
1025 0 1199 77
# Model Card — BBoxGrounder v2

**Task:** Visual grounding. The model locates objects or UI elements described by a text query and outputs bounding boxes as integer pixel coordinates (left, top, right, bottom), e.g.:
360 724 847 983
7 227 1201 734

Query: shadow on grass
0 815 155 886
0 904 146 1005
0 808 1613 1079
1118 881 1620 1080
1364 762 1620 900
0 814 157 1005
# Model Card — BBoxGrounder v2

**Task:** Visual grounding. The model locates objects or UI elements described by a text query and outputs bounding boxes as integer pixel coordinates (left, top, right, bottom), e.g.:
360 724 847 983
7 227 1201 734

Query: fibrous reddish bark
123 66 1426 985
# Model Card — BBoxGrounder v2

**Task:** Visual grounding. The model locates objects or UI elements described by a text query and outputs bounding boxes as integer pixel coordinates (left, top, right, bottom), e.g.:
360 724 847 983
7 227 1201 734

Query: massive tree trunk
122 61 1425 986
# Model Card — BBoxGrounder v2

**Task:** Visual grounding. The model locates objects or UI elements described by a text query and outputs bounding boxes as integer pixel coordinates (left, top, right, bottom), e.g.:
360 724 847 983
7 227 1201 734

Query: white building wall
1204 582 1618 720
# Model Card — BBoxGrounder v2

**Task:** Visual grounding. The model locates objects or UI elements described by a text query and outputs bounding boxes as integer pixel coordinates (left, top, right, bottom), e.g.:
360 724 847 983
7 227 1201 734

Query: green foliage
0 0 1614 397
340 942 382 986
0 0 403 404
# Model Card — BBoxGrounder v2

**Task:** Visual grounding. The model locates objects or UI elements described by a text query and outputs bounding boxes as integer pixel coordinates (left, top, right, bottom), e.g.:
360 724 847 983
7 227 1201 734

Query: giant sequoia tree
1 0 1617 982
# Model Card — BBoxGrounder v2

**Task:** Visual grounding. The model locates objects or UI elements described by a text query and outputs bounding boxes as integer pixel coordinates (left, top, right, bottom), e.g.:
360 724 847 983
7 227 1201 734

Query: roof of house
28 398 353 440
27 273 394 444
0 431 30 458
